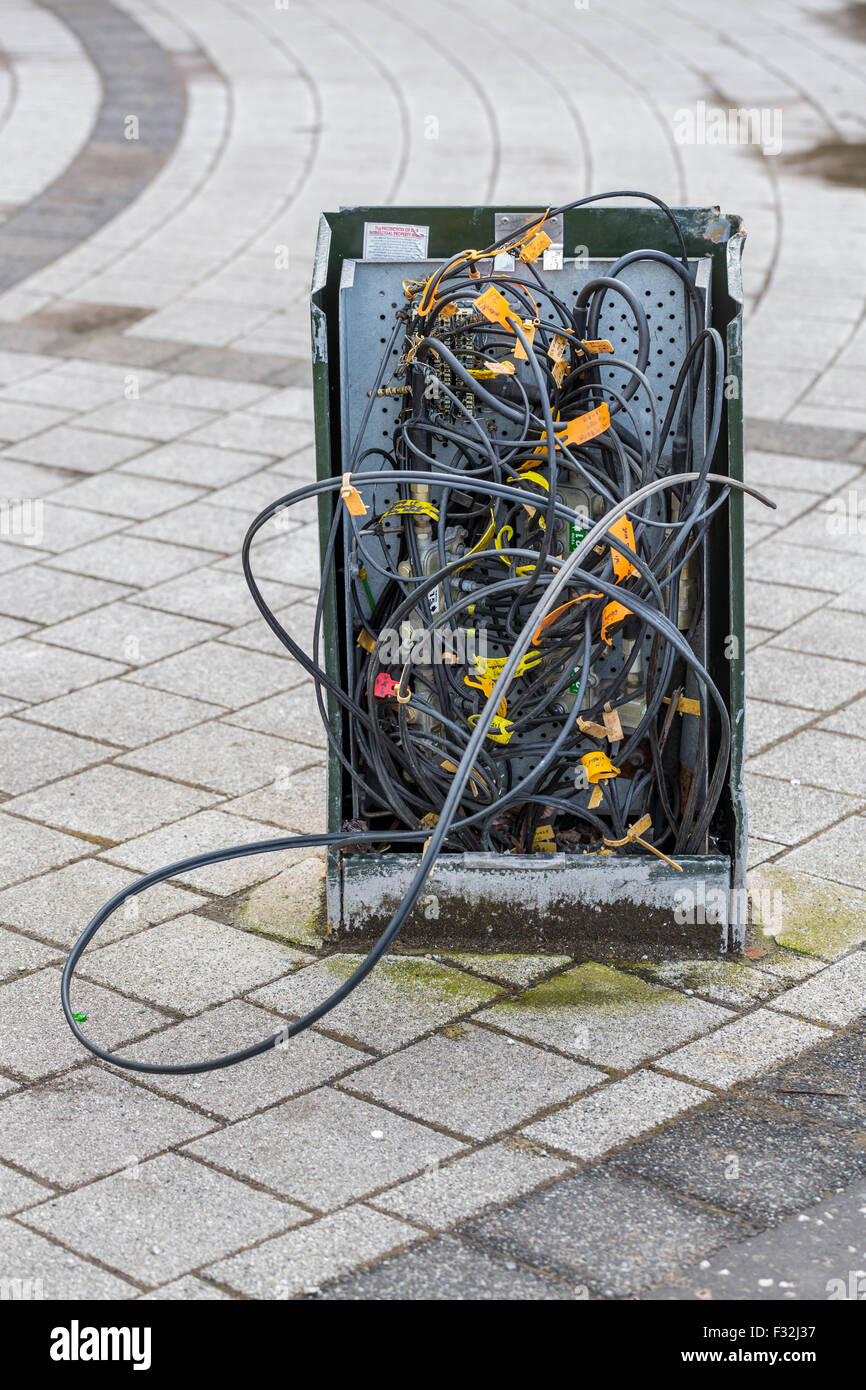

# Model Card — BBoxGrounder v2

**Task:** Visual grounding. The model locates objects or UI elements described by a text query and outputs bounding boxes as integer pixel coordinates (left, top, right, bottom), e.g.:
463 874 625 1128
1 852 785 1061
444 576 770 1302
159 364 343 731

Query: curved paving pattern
0 0 863 1300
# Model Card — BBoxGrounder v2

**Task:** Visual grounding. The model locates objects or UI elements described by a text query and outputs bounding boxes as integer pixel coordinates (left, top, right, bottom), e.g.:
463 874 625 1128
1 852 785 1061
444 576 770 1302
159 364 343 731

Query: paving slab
184 1086 464 1208
122 1000 363 1119
525 1070 712 1161
0 1218 136 1299
204 1204 416 1299
23 1152 299 1285
314 1230 576 1301
460 1167 748 1299
0 1065 214 1187
343 1023 602 1139
373 1140 571 1230
0 965 168 1080
250 954 501 1051
81 914 305 1015
641 1179 866 1301
614 1097 866 1227
658 1008 826 1088
4 763 217 841
485 963 732 1070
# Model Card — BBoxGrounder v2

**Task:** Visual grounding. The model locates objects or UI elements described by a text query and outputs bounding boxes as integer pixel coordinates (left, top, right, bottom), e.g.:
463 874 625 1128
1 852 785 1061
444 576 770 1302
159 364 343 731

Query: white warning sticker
363 221 429 261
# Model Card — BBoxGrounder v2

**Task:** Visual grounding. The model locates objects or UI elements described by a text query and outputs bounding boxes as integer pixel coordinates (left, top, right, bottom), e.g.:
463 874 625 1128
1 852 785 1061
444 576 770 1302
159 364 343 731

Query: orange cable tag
340 472 367 517
473 286 513 326
512 319 536 361
601 600 631 646
608 515 638 582
533 592 602 645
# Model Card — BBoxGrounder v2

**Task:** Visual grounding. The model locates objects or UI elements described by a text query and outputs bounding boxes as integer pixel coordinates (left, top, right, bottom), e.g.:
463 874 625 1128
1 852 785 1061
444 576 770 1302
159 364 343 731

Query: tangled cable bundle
63 192 773 1074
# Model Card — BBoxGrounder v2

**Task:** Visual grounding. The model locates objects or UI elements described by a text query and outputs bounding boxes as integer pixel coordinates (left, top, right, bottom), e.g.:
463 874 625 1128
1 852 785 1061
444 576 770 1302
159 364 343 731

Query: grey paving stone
250 954 501 1051
120 441 268 488
770 607 866 662
0 457 73 498
24 1153 299 1285
0 856 206 947
0 927 60 980
316 1230 575 1300
0 1163 51 1215
737 1020 866 1135
23 679 224 749
745 579 825 631
123 1000 360 1119
743 772 857 846
819 691 866 737
0 639 123 702
48 534 216 587
4 764 217 841
0 966 167 1080
0 364 128 411
223 764 326 832
781 815 866 892
132 500 253 553
0 1066 214 1187
0 717 108 795
3 502 125 554
187 411 305 457
250 387 312 421
636 957 782 1007
659 1008 826 1088
485 963 731 1070
0 401 69 441
0 564 130 624
461 1166 746 1299
82 914 303 1015
0 813 86 888
768 952 866 1026
106 808 308 895
374 1140 570 1229
614 1096 866 1227
204 1204 416 1299
641 1179 866 1301
745 646 866 711
748 729 866 796
134 565 299 627
0 352 56 386
143 376 269 412
138 1275 235 1300
344 1024 602 1139
525 1070 712 1160
39 601 223 663
744 449 862 495
127 640 298 705
744 698 814 757
749 949 823 983
52 472 204 520
436 953 573 989
185 1086 464 1208
120 721 307 797
0 1218 136 1299
224 680 326 747
222 596 316 656
752 860 866 958
7 425 152 471
78 399 216 441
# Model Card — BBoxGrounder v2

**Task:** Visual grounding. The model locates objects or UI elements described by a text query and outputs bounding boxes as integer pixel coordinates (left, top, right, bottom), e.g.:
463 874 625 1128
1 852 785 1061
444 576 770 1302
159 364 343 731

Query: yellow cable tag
532 823 557 852
581 339 613 354
547 334 569 363
357 628 376 653
581 751 620 784
468 713 515 743
552 357 570 388
340 472 367 517
519 230 552 263
380 499 439 521
603 814 683 872
663 694 702 717
482 358 515 375
512 319 536 362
